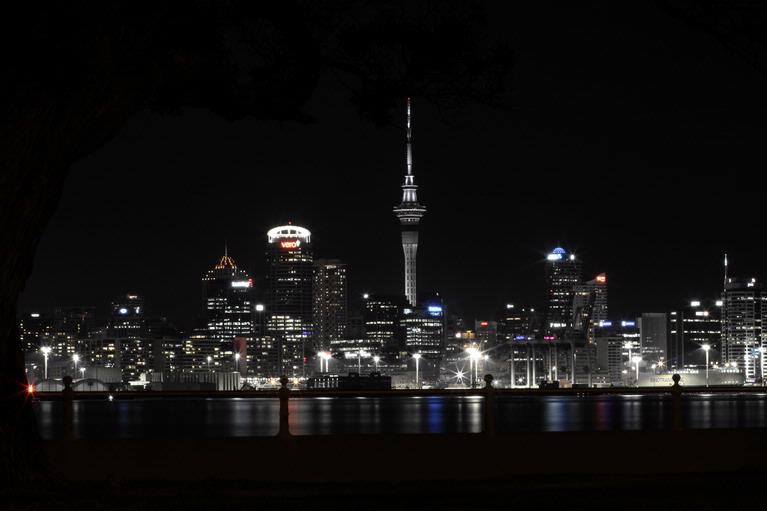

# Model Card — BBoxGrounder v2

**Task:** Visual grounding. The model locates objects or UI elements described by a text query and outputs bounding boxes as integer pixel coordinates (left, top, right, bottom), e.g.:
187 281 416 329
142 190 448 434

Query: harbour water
34 393 767 439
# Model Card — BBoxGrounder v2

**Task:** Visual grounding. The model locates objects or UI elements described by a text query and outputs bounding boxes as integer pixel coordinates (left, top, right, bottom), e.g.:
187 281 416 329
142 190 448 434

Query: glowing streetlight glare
702 343 710 387
413 353 422 389
40 346 51 379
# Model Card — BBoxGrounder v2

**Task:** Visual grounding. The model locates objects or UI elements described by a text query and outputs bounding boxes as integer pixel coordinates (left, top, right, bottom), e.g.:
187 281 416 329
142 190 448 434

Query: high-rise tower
265 224 314 377
393 97 426 306
544 247 582 337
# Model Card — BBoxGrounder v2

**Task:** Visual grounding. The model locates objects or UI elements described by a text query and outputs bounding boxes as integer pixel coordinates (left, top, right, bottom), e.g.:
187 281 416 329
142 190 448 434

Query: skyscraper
312 259 348 351
572 273 607 340
638 312 668 364
668 299 722 368
393 97 426 307
544 247 582 337
108 294 147 382
722 278 765 381
201 249 254 374
265 224 313 377
363 294 407 363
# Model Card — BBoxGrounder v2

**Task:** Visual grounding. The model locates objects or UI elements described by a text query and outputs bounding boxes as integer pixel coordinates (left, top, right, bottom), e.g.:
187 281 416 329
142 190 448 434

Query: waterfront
34 393 767 439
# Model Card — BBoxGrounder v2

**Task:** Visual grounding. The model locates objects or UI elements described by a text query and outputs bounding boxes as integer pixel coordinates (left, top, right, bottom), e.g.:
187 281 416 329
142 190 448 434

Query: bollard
483 374 496 435
671 373 682 431
278 375 291 438
62 375 74 440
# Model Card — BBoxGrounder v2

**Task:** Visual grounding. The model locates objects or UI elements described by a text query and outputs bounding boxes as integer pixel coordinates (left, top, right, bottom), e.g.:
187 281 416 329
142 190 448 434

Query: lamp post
624 341 634 386
207 355 212 373
702 344 710 387
234 353 241 374
373 355 380 372
466 347 481 388
80 367 86 380
73 354 80 378
40 346 51 379
318 351 331 373
413 353 422 389
632 355 642 387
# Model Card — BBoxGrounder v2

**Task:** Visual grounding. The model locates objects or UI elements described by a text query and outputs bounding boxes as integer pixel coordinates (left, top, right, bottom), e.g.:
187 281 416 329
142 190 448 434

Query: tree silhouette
0 0 512 482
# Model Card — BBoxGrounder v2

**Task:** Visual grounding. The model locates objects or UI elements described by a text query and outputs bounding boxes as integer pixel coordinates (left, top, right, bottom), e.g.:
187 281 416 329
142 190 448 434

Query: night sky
19 2 767 328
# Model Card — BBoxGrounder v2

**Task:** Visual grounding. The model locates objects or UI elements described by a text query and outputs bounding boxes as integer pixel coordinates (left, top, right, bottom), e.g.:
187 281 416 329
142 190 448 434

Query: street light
73 354 80 378
357 350 371 374
373 355 380 372
40 346 51 379
318 351 331 373
80 367 86 380
413 353 422 389
632 355 642 387
702 344 711 387
207 355 212 372
234 353 241 373
465 347 481 388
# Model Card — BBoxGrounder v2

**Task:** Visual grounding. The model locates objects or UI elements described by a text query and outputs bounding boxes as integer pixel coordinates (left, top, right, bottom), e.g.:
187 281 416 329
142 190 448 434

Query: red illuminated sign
279 240 300 249
480 321 489 327
596 274 607 283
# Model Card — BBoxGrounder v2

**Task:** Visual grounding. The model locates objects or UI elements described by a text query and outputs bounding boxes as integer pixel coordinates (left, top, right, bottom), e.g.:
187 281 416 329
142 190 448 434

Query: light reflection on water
33 393 767 440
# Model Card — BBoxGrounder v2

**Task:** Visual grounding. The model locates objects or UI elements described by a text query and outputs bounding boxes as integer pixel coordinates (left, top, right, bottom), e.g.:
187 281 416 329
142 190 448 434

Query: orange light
480 321 489 327
280 240 300 249
27 384 35 395
596 274 607 283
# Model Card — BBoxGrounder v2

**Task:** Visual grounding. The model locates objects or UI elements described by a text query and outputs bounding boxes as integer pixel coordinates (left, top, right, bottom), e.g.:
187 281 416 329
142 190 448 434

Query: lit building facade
362 294 407 362
312 259 348 351
401 299 445 378
668 299 722 368
572 273 607 340
638 312 667 364
265 225 313 377
544 247 582 337
201 250 254 374
19 312 53 353
108 294 148 382
722 278 765 382
393 98 426 307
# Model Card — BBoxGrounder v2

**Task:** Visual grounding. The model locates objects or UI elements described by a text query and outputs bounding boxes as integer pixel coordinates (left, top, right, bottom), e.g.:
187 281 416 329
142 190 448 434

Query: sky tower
393 97 427 307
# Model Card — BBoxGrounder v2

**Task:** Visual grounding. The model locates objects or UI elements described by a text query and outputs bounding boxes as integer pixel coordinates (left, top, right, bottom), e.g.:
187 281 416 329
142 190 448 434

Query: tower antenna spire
724 252 728 288
406 96 413 176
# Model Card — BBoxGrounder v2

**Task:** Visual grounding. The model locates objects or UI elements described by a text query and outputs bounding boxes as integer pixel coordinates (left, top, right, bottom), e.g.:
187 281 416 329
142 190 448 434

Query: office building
363 294 407 362
265 224 314 377
544 247 582 337
107 294 149 382
393 98 427 307
201 249 254 374
722 278 766 381
638 313 667 364
19 312 53 353
572 273 607 340
668 299 722 368
312 259 348 351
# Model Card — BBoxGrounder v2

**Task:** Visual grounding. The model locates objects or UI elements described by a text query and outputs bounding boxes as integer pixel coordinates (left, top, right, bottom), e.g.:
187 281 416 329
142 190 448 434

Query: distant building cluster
20 101 765 390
